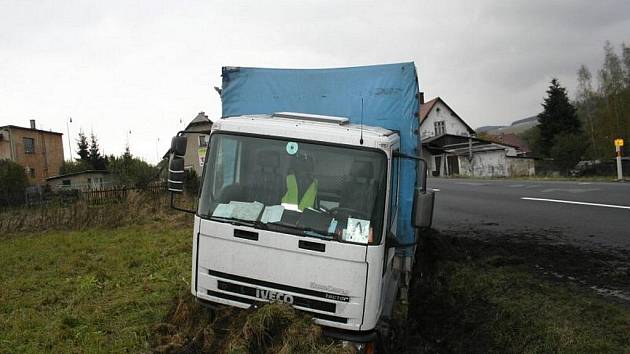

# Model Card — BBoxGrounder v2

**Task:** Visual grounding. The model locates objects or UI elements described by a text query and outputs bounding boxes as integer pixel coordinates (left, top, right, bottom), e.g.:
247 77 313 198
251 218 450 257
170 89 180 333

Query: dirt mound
152 293 353 354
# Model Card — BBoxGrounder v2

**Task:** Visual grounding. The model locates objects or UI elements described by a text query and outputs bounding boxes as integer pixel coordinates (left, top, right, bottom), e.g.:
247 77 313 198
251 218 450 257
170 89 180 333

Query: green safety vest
281 174 318 211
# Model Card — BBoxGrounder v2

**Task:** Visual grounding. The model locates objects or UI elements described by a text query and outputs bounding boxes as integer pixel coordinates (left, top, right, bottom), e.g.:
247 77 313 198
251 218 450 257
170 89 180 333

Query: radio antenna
360 97 364 145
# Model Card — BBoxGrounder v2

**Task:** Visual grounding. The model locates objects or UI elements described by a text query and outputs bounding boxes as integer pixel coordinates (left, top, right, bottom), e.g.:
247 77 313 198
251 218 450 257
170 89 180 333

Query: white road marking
431 188 441 192
521 197 630 210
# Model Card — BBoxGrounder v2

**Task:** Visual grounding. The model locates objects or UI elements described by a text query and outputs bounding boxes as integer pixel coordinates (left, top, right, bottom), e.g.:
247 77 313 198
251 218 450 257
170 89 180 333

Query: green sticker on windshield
286 142 298 155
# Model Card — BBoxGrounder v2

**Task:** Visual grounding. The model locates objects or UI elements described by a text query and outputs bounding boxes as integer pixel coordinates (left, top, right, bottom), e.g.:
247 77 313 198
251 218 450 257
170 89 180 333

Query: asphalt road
427 178 630 250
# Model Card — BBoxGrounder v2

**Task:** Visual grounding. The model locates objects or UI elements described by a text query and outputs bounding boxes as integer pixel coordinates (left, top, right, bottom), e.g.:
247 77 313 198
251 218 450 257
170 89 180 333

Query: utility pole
468 132 474 175
66 117 73 159
468 133 473 161
615 138 624 181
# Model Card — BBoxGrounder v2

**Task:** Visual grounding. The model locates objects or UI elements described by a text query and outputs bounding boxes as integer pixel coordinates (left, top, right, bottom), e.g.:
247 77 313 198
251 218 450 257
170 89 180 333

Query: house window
198 135 208 147
28 167 35 178
62 179 71 186
434 121 446 135
23 137 35 154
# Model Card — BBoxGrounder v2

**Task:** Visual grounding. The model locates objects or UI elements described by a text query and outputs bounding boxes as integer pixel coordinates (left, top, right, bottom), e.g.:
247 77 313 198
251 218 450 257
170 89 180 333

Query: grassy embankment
0 221 191 353
0 197 348 354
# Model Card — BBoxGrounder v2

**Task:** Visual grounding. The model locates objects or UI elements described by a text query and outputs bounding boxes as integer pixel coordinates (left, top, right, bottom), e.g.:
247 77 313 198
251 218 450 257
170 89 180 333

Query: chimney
30 119 36 129
418 92 425 105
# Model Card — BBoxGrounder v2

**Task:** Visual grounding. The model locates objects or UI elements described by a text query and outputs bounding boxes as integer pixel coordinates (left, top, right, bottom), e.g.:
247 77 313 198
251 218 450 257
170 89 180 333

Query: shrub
0 159 28 206
550 133 588 175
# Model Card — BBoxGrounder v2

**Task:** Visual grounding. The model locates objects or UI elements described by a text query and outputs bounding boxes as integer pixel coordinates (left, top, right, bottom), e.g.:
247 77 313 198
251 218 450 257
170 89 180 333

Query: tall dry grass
0 191 192 235
152 292 354 354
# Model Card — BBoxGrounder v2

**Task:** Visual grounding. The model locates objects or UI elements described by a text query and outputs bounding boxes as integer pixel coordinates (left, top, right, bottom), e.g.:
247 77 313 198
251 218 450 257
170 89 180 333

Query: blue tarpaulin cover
220 62 420 248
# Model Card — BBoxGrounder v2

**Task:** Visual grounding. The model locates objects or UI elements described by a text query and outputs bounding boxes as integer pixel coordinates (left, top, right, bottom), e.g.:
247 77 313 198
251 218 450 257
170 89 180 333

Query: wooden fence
0 183 169 213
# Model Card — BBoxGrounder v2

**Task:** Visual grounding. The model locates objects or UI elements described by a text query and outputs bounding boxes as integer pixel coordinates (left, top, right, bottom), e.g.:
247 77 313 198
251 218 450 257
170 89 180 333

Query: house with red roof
419 97 534 177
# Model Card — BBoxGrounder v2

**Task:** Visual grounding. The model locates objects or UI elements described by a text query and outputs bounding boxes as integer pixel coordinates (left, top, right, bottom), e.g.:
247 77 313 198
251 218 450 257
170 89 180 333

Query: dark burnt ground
398 229 630 353
435 228 630 300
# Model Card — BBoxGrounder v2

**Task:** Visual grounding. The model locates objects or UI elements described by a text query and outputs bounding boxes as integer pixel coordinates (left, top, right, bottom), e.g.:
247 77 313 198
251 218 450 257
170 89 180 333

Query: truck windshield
198 133 388 245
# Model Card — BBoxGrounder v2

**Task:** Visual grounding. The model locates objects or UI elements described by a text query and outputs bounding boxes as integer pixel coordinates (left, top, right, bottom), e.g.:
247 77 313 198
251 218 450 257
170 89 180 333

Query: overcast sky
1 0 628 163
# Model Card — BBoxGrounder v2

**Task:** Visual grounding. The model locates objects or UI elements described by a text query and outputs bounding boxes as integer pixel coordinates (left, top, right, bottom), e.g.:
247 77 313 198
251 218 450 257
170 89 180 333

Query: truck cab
168 112 433 345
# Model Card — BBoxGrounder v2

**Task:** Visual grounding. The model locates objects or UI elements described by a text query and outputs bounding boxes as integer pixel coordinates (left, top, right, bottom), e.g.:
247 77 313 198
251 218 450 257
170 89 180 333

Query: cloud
0 0 628 161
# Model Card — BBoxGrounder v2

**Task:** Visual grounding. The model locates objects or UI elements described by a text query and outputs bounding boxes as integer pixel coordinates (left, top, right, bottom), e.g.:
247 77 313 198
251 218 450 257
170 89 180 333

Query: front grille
208 269 350 302
218 280 336 313
207 289 348 323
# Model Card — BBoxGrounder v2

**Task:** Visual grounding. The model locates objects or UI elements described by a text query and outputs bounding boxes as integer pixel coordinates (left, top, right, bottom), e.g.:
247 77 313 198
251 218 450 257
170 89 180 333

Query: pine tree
123 145 132 161
76 132 90 161
537 79 582 157
88 133 107 170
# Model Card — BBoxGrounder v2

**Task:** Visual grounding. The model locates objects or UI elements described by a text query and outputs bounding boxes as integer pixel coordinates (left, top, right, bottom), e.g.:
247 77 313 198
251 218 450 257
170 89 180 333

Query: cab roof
212 114 399 150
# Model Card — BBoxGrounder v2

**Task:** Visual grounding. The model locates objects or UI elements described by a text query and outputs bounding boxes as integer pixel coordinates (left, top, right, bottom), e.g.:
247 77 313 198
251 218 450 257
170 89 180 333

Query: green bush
550 133 588 175
0 159 28 206
108 155 159 188
184 169 200 196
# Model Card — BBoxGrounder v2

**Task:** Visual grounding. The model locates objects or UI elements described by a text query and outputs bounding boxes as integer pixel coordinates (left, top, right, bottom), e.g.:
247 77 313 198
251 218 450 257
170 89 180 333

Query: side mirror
392 152 436 229
171 136 188 156
168 156 185 193
413 188 435 229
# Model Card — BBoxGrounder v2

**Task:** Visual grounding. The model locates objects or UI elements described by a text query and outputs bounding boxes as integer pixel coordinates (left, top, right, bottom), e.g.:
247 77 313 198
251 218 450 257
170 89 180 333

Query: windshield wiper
209 216 268 230
209 216 333 239
267 222 334 240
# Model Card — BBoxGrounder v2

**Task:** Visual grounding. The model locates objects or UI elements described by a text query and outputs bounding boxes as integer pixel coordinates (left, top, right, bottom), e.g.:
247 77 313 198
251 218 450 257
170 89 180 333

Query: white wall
421 147 436 172
420 101 471 139
507 157 535 176
458 150 508 177
457 151 536 177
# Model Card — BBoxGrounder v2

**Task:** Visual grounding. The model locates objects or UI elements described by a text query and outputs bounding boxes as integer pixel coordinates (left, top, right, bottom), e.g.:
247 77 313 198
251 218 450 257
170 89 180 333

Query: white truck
167 63 434 352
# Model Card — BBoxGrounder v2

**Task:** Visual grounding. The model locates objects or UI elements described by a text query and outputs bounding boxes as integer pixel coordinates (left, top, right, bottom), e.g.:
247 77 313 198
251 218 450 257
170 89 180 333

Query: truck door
384 151 400 275
379 150 400 319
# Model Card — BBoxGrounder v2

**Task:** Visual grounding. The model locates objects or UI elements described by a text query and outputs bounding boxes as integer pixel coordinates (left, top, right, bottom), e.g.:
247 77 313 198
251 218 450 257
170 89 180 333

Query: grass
0 191 178 235
407 233 630 353
1 207 628 353
0 222 191 353
0 210 349 354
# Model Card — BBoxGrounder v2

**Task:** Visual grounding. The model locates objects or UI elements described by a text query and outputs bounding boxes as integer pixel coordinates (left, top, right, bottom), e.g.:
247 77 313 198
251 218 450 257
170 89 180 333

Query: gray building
46 170 117 191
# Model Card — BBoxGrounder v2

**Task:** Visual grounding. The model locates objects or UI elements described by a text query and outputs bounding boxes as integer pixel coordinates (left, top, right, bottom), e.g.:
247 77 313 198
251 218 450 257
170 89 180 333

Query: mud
429 228 630 302
402 228 630 353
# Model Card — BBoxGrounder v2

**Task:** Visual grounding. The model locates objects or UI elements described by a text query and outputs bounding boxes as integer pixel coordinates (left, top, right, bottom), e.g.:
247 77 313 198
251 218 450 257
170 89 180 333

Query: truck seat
252 151 284 205
339 161 376 216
